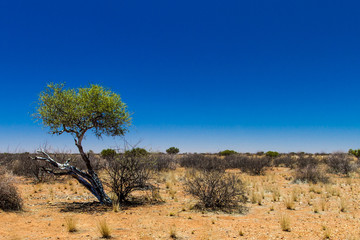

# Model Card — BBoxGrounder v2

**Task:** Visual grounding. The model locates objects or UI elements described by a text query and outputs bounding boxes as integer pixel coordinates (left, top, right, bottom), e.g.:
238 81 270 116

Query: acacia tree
32 83 131 205
166 147 179 155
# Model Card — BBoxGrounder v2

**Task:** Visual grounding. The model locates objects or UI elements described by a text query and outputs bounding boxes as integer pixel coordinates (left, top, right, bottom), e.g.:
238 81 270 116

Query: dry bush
273 155 296 168
179 154 226 171
0 168 23 211
106 153 154 202
295 155 320 169
294 164 329 184
153 154 176 171
184 169 247 212
225 155 271 175
325 153 357 175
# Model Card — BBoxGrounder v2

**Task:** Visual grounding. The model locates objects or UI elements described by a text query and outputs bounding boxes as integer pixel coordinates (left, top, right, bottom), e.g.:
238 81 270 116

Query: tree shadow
57 201 111 213
52 197 165 213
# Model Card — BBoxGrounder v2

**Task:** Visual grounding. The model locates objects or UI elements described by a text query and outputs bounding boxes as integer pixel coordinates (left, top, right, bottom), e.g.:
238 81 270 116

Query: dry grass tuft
280 214 291 232
284 196 295 210
65 217 78 233
97 219 112 238
340 198 348 212
170 225 177 239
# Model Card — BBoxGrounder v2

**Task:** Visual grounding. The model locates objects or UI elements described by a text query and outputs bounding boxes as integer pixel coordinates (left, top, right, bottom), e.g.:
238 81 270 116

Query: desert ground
1 163 360 240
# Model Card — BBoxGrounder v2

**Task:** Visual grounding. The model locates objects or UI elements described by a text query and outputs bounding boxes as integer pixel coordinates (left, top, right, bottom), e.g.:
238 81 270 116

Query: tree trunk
32 150 112 205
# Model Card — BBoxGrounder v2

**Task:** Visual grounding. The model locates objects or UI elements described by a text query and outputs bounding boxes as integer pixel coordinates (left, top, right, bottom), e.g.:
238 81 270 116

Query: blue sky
1 0 360 153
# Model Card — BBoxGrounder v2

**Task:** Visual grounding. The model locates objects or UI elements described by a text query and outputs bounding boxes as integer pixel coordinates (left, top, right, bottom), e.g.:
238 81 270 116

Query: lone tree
32 83 131 205
166 147 179 155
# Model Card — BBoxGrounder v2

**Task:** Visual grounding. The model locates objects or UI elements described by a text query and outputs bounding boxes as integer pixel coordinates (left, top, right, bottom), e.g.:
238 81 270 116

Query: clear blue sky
1 0 360 153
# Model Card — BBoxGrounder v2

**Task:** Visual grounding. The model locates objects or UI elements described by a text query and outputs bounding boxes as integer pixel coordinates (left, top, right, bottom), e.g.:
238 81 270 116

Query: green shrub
219 150 237 156
101 149 117 160
125 147 148 157
166 147 180 155
348 149 360 158
265 151 279 158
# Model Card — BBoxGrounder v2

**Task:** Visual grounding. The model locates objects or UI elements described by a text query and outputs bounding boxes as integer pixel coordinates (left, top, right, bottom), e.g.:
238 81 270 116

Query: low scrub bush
106 152 154 202
226 155 271 175
184 169 247 212
179 154 226 171
294 164 329 184
6 153 57 183
273 155 295 168
153 154 176 171
0 168 23 211
295 155 320 169
325 153 357 175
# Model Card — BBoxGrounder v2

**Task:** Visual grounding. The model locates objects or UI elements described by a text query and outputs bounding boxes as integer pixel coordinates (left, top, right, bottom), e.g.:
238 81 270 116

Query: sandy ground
1 167 360 240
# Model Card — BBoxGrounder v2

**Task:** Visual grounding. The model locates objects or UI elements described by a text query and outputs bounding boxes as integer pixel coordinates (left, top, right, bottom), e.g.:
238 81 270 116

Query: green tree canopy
349 149 360 158
265 151 280 158
166 147 180 155
34 83 131 139
219 150 237 156
101 148 117 160
125 147 149 157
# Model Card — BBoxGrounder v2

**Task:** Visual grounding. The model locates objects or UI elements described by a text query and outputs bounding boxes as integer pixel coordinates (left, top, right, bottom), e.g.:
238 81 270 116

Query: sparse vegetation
1 151 360 239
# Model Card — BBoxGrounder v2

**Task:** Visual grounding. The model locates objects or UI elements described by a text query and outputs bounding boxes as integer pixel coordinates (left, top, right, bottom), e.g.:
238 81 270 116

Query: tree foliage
166 147 179 155
219 150 237 156
101 149 117 160
265 151 279 158
34 83 131 139
124 148 148 157
348 149 360 158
